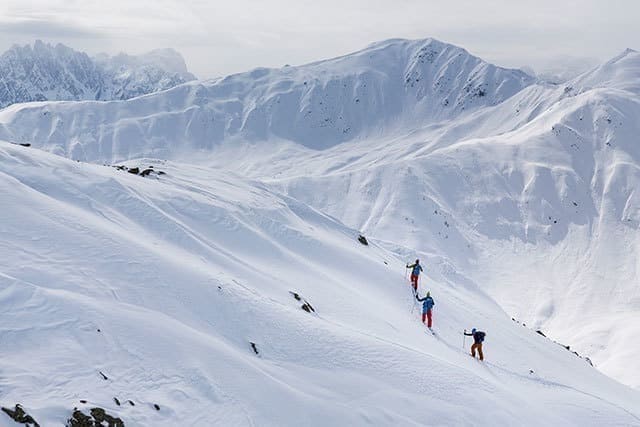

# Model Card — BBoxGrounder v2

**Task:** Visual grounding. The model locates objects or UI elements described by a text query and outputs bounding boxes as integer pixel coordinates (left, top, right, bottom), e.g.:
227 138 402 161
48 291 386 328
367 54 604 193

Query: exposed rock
250 342 259 355
66 407 124 427
67 410 92 427
112 164 165 178
290 291 316 313
513 317 593 367
289 291 302 301
1 404 40 426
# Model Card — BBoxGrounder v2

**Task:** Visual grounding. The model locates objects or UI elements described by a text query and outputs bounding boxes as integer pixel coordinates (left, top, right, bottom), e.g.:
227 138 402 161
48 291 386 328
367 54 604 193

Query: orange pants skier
464 328 486 361
471 343 484 361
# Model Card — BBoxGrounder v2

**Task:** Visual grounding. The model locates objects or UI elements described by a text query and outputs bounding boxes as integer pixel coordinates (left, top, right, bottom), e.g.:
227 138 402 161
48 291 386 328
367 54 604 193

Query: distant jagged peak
6 39 89 61
95 47 195 80
0 40 196 108
7 40 196 80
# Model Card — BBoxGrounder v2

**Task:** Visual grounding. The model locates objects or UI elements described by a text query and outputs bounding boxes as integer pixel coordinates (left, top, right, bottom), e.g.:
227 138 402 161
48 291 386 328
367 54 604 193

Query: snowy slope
0 37 639 403
262 50 640 389
0 41 195 108
1 141 639 426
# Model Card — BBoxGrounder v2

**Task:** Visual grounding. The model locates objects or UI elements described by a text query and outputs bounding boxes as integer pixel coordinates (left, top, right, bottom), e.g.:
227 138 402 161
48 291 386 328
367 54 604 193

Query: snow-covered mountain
1 38 640 425
0 40 195 108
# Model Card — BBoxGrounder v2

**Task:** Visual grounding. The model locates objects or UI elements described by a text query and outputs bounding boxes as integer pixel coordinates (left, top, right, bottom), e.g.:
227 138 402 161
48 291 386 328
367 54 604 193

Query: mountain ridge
0 37 534 159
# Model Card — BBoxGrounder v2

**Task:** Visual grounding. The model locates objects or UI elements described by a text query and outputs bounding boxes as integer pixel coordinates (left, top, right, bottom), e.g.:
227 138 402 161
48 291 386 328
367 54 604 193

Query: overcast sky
0 0 638 79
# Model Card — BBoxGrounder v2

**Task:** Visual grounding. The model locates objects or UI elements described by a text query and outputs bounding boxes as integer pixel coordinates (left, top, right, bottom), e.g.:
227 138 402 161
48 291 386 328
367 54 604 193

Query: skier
406 259 423 292
416 291 435 328
464 328 486 361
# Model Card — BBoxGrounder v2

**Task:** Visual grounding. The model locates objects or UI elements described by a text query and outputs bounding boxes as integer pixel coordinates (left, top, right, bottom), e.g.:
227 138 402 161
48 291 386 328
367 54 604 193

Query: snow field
1 141 639 425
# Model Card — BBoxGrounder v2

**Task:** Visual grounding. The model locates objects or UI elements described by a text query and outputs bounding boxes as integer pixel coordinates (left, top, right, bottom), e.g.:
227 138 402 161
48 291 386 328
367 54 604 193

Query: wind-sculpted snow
0 141 639 426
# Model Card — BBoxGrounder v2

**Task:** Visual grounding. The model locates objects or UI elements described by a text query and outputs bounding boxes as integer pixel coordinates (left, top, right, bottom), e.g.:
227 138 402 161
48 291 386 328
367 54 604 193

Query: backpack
476 332 486 342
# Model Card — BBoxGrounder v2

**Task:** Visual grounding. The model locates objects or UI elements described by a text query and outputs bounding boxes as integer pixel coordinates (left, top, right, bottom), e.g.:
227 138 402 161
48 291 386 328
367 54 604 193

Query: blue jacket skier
416 291 434 328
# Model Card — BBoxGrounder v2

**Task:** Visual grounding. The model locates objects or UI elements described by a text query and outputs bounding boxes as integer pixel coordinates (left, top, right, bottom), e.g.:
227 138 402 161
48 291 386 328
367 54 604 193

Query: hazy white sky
0 0 638 78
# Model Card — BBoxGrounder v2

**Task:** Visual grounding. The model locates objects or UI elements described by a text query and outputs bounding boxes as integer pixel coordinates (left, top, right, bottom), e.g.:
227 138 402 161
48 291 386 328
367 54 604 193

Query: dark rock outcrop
66 407 124 427
1 404 40 426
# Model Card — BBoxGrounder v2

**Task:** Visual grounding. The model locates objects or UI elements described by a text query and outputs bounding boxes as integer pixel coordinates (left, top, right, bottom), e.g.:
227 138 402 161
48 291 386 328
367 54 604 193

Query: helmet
471 328 477 333
426 291 431 297
415 259 420 263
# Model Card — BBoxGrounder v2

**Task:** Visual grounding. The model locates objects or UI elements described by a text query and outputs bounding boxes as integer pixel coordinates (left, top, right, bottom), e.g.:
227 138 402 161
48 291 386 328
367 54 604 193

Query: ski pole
463 330 466 349
410 288 416 314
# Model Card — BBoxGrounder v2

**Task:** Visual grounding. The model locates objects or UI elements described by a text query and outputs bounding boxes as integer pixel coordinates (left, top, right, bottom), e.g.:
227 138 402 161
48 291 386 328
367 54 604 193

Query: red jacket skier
406 259 423 292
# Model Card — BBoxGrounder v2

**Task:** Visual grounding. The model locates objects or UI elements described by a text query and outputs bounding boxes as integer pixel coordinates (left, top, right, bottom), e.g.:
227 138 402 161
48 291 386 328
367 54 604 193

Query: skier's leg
422 312 426 323
478 344 484 361
471 343 477 358
427 309 432 328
